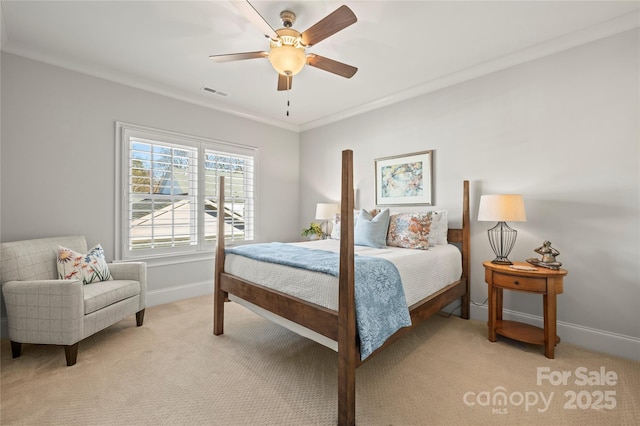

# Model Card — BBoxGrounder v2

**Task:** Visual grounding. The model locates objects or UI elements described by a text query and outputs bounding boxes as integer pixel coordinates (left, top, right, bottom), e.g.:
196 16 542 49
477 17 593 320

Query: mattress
224 239 462 350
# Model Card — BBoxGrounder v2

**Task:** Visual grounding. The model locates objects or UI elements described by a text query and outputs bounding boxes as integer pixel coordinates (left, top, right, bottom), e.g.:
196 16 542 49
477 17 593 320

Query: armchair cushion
83 280 140 315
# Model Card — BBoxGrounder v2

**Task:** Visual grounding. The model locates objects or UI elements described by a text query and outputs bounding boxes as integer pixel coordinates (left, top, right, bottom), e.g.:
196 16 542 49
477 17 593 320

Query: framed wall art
374 150 433 206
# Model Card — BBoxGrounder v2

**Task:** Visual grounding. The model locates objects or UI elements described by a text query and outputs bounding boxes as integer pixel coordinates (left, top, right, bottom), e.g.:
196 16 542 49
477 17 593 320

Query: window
116 123 257 260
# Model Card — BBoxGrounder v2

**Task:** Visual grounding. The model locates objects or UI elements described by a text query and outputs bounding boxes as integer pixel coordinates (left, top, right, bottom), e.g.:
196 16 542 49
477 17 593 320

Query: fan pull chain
286 80 291 116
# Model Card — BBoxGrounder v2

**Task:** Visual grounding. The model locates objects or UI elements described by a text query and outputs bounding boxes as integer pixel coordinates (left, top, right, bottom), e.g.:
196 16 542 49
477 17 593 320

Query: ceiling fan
210 1 358 91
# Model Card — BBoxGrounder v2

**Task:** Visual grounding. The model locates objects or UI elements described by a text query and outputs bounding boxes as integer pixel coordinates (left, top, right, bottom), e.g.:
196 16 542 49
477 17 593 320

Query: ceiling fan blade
209 51 268 62
307 54 357 78
232 1 278 39
301 5 357 47
277 74 293 91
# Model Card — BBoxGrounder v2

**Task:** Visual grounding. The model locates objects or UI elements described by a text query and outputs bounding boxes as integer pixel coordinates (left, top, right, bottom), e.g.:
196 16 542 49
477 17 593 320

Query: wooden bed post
461 180 471 319
338 149 356 426
213 176 227 335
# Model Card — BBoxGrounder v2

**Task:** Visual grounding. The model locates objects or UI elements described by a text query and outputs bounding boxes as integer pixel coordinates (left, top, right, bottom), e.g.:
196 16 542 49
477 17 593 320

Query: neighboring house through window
116 122 257 260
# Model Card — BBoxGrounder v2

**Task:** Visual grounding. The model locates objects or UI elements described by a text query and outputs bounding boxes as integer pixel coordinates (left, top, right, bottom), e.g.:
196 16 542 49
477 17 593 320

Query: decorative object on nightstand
315 203 339 239
477 194 526 265
483 261 568 359
527 241 562 270
301 223 323 240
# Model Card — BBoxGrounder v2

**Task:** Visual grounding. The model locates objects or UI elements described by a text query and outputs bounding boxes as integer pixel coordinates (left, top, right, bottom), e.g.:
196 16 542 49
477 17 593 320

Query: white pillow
427 210 449 246
434 210 448 245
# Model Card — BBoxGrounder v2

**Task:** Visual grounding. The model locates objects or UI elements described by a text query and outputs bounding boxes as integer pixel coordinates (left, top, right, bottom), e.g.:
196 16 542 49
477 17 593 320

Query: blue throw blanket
226 242 412 360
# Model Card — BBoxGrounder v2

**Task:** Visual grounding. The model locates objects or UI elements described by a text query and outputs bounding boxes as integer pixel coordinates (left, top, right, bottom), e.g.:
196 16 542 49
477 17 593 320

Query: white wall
299 30 639 360
1 53 300 310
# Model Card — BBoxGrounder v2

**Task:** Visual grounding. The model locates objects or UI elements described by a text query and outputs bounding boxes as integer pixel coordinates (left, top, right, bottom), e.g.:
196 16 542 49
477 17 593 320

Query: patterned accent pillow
57 244 113 284
330 210 360 240
330 213 342 239
387 212 433 250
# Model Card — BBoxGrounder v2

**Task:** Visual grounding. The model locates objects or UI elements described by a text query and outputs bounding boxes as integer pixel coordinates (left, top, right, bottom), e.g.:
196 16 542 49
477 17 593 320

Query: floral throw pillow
386 212 433 250
57 244 113 284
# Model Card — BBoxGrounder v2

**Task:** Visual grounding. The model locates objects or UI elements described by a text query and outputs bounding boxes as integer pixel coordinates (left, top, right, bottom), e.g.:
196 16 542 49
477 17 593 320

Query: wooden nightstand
483 261 568 359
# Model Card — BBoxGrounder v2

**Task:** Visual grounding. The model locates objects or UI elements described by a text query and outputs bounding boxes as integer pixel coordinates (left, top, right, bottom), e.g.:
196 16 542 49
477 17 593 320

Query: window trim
115 122 259 261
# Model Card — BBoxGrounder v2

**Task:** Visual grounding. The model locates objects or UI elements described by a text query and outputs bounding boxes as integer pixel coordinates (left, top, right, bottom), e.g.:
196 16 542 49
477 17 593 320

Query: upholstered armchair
1 236 146 366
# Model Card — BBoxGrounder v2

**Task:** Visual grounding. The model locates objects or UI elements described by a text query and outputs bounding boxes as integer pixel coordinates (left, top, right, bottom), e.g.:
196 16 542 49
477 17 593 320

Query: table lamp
477 194 526 265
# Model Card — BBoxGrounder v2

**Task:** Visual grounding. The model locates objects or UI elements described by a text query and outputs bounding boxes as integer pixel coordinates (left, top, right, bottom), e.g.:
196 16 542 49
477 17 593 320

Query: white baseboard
470 304 640 361
145 280 212 308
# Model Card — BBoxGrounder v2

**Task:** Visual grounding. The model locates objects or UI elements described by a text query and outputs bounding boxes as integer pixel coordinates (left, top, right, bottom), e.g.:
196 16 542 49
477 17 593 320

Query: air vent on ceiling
202 87 228 96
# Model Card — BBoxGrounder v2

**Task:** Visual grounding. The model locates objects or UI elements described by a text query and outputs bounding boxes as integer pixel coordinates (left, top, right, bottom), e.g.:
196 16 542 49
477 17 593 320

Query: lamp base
487 222 517 266
491 256 513 265
320 220 332 240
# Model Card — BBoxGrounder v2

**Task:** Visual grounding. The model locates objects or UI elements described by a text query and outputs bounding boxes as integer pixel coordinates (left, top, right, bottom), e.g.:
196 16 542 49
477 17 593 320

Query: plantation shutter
204 149 255 243
129 138 198 251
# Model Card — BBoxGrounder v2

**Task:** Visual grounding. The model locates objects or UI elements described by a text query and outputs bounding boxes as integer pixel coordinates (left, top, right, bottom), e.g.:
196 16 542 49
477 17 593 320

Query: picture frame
374 150 433 206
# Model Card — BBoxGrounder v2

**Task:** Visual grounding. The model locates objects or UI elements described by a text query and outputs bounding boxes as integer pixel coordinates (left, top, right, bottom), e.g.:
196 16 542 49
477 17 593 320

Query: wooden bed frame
214 149 470 425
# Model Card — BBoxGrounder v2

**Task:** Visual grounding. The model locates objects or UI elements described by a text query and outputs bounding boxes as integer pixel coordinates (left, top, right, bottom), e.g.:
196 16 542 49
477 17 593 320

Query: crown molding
0 44 301 133
299 10 640 132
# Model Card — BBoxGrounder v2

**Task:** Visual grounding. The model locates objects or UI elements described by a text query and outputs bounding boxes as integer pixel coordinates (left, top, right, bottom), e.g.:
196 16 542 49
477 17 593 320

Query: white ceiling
1 1 638 132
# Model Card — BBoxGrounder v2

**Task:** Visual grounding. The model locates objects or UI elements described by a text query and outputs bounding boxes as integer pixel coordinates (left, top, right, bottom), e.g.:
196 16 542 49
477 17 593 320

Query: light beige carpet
1 295 638 425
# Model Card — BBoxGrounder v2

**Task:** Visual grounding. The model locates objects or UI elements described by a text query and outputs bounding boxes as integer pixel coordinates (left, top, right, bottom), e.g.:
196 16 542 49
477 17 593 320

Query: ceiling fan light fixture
268 44 306 76
212 5 358 90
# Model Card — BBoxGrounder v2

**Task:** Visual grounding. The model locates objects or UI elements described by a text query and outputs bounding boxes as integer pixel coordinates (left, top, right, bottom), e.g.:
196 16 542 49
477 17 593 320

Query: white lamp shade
478 194 526 222
315 203 340 220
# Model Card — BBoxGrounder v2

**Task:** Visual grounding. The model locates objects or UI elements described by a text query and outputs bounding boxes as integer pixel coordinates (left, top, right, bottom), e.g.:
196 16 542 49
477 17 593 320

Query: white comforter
224 239 462 310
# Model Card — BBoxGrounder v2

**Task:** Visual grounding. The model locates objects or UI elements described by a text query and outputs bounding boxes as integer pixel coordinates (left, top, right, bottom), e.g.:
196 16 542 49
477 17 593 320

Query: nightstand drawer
492 272 546 292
